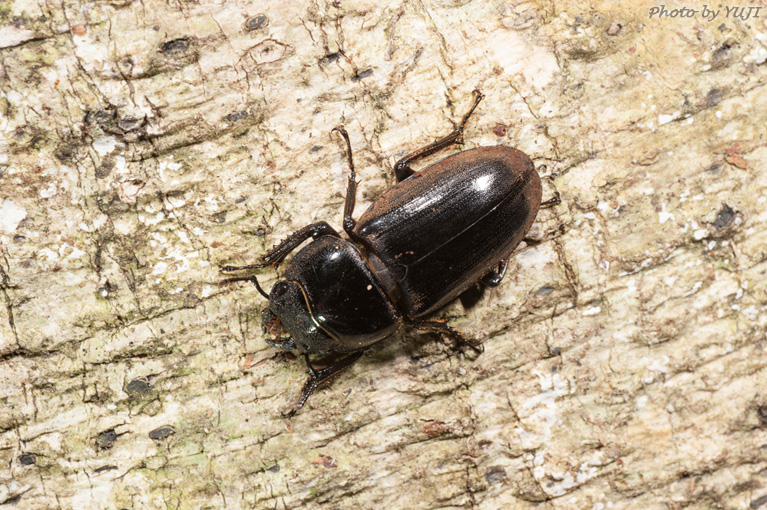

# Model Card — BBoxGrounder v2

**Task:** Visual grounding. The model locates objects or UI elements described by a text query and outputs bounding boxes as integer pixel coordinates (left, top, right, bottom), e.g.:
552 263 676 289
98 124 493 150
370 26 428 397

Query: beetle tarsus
481 258 509 288
220 263 268 272
284 352 365 418
540 191 561 209
410 319 484 355
219 274 270 299
392 90 485 183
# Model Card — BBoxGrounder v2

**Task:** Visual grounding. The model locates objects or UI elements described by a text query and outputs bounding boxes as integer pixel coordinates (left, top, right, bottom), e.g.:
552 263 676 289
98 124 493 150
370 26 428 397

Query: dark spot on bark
211 211 227 223
705 162 722 174
126 378 150 396
320 52 340 65
96 429 117 449
705 88 723 108
267 464 280 473
484 466 507 485
711 42 733 69
85 107 117 128
161 38 192 55
97 282 118 299
718 23 729 32
751 495 767 509
606 22 622 36
117 116 145 132
225 111 248 122
19 453 36 465
535 285 554 296
13 235 26 243
149 426 175 440
352 69 373 82
1 496 21 505
310 145 323 153
246 14 269 31
550 347 561 356
96 158 115 179
94 465 117 473
235 195 248 203
757 404 767 427
713 204 734 230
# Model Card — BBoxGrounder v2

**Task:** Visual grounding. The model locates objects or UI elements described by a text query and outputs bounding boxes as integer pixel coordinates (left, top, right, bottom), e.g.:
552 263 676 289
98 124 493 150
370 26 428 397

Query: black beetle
222 91 559 416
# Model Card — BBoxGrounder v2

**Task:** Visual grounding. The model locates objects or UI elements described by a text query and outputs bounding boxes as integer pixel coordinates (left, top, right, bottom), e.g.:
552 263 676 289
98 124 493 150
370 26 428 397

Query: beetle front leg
393 90 484 182
284 351 365 418
221 221 340 272
410 319 484 355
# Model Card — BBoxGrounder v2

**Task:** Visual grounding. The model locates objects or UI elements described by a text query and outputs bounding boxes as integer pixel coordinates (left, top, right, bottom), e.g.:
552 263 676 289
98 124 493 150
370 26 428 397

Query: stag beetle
222 91 559 416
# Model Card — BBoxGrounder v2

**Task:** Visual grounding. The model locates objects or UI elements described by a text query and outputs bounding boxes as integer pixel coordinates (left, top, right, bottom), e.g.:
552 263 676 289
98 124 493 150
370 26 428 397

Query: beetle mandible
221 91 560 416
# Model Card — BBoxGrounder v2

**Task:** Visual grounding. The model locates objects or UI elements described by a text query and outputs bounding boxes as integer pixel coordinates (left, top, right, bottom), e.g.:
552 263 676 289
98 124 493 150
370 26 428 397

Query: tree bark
1 1 766 509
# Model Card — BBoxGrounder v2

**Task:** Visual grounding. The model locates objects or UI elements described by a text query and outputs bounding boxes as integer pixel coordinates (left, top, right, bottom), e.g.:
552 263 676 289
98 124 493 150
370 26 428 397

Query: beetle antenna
219 275 270 299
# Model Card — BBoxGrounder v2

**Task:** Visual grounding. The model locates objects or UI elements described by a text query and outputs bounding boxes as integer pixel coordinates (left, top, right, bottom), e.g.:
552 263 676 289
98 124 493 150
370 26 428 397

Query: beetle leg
393 90 485 182
221 221 341 273
219 274 270 299
539 191 561 209
481 258 509 288
284 351 365 418
331 126 359 237
410 319 484 354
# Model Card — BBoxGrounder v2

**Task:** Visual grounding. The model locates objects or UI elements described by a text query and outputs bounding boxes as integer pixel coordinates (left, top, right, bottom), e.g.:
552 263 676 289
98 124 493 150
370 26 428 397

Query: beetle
221 91 559 416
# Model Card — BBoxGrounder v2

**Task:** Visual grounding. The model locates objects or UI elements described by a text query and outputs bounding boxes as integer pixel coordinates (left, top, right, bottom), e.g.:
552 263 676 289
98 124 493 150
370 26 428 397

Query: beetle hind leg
393 90 484 183
284 351 365 418
410 319 484 355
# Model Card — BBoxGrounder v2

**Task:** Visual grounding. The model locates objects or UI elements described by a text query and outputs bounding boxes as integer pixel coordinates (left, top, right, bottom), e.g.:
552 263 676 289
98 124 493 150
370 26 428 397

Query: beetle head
261 280 335 353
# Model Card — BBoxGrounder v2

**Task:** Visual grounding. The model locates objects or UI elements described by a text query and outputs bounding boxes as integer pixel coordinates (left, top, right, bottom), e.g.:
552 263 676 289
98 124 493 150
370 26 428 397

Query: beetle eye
272 281 289 297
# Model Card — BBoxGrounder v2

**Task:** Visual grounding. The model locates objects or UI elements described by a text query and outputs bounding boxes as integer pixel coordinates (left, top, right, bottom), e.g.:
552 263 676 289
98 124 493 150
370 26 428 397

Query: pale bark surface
1 0 766 508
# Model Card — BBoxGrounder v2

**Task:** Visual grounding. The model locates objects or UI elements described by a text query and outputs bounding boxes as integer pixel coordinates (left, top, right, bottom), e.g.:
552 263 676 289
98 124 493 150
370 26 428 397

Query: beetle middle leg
393 90 485 182
284 351 365 418
410 319 484 355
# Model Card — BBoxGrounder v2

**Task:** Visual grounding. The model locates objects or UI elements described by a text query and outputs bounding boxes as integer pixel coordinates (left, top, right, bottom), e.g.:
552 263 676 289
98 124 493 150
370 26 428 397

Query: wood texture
1 1 766 508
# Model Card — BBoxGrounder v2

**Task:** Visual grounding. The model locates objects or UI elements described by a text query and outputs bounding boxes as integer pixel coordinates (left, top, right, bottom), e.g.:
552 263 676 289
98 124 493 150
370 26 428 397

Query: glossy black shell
283 236 402 352
353 146 542 317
